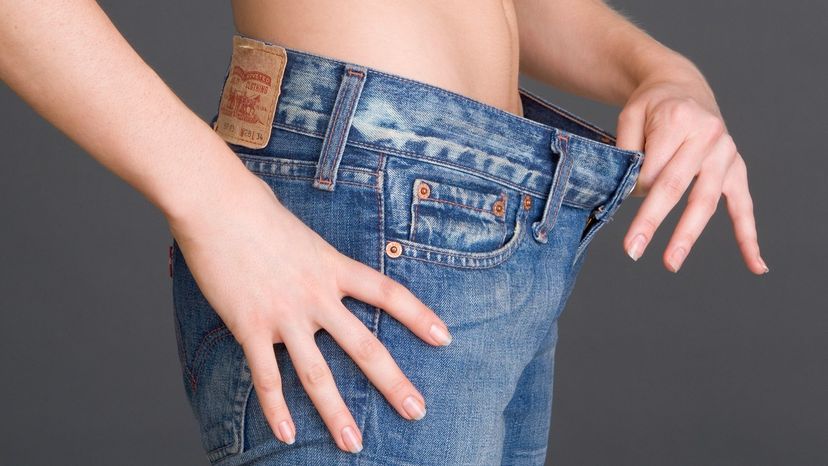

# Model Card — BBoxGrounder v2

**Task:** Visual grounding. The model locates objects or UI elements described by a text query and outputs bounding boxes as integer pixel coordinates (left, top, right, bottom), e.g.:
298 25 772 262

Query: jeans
170 32 643 466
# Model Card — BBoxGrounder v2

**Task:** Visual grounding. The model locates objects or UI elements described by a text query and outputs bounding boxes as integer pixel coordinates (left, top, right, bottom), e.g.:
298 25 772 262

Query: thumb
615 103 646 153
615 103 647 197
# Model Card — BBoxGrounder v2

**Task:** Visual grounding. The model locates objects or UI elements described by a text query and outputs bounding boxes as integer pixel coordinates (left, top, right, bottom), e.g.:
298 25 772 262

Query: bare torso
230 0 524 117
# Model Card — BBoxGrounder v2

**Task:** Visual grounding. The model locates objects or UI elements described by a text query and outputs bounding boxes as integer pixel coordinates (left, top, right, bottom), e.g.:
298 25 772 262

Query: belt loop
532 130 576 244
313 64 368 192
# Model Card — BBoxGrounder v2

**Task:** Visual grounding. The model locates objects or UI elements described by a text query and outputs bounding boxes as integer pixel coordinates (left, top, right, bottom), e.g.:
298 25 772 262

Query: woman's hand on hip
615 69 769 275
168 174 452 453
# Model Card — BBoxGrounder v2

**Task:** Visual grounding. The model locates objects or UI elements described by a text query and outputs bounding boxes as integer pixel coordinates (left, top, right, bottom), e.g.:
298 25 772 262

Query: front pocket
409 178 509 253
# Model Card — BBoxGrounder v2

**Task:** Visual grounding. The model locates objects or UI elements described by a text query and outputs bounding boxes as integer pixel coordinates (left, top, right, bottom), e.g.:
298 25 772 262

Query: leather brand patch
214 35 287 149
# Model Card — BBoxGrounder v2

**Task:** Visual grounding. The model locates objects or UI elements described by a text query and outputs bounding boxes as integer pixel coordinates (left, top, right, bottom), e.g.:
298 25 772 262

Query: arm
0 0 451 452
0 0 259 224
515 0 709 106
515 0 769 275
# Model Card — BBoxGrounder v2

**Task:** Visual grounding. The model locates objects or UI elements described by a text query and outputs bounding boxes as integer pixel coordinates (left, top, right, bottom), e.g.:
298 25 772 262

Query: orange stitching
419 195 506 217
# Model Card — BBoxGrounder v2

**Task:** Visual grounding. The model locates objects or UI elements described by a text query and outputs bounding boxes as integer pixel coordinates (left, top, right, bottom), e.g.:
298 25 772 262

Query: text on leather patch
214 34 287 149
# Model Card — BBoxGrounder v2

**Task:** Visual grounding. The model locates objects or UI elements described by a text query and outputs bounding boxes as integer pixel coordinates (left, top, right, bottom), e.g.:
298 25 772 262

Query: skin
0 0 767 455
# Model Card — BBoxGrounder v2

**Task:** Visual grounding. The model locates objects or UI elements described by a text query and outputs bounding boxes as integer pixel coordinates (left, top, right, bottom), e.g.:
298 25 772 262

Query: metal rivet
385 241 402 258
523 195 532 210
600 135 612 144
417 181 430 199
492 198 505 216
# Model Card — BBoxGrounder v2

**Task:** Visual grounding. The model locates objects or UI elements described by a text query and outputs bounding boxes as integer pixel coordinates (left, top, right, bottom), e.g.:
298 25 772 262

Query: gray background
0 1 824 465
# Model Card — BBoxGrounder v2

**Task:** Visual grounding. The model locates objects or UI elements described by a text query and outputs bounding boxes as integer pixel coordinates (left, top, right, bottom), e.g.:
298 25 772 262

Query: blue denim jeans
171 33 642 466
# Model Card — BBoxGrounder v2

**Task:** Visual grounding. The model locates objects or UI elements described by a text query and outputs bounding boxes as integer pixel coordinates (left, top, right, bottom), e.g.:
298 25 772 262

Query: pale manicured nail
627 233 647 261
757 254 769 273
278 420 295 445
403 395 427 421
429 323 453 346
668 247 687 273
341 425 362 453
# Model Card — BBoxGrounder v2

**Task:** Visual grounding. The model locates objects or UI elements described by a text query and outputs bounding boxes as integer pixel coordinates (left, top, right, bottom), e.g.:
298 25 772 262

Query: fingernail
627 233 647 261
757 254 769 274
278 420 295 445
668 247 687 273
403 395 427 420
429 323 453 346
341 425 362 453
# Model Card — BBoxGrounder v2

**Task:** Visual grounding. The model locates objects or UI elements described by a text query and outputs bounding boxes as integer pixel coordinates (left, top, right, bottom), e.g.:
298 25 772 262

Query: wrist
161 159 275 236
622 43 712 100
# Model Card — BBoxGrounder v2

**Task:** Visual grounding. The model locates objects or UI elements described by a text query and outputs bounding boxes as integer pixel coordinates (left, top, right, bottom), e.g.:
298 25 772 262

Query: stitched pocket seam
394 206 529 269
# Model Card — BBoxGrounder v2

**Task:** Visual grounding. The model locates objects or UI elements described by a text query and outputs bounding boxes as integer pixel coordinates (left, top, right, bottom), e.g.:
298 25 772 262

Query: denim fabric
171 33 643 466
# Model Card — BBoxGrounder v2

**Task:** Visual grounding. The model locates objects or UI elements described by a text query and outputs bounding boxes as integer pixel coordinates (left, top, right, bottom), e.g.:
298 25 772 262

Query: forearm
515 0 710 106
0 0 263 225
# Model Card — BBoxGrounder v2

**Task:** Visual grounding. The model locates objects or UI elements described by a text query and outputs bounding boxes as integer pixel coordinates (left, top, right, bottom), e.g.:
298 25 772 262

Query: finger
616 102 646 152
241 332 295 445
722 155 769 274
662 134 737 272
319 302 427 421
282 331 364 454
335 256 452 346
624 134 708 261
634 121 695 197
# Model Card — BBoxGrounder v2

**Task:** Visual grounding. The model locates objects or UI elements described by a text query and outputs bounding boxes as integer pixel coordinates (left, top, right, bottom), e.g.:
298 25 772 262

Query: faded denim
170 33 643 466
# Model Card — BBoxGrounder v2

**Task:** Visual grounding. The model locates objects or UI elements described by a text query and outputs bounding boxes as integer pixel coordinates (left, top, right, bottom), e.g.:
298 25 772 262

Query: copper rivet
417 182 430 199
385 241 402 258
492 199 505 216
600 136 611 144
523 195 532 210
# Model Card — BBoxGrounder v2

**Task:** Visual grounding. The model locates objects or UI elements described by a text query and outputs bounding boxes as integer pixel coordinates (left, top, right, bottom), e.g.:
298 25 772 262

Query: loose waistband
211 33 643 214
